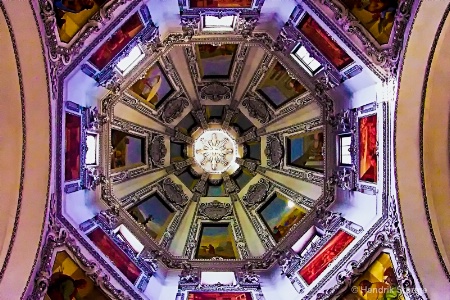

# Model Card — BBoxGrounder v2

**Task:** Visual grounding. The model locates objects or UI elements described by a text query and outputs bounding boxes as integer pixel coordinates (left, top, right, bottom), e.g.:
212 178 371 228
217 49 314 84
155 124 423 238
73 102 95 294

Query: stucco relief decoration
161 97 189 123
200 82 232 101
162 178 189 207
198 200 233 221
179 262 200 286
242 96 270 123
149 135 166 167
265 135 284 168
242 179 270 207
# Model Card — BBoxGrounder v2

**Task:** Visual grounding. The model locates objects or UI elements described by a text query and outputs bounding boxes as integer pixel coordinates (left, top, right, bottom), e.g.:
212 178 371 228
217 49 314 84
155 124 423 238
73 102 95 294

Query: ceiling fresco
29 0 425 299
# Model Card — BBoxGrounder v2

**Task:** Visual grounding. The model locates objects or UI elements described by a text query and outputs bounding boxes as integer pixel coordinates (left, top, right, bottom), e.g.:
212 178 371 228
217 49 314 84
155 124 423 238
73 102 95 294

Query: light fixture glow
116 45 145 75
193 130 237 174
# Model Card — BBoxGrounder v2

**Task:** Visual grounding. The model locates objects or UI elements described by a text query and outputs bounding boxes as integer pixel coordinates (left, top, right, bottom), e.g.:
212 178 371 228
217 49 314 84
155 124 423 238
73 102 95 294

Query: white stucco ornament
193 129 237 174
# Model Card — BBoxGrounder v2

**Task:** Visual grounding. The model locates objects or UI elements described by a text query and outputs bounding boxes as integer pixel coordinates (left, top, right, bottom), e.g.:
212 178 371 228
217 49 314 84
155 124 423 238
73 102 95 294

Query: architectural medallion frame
63 101 88 193
183 200 250 260
297 0 415 75
351 102 384 195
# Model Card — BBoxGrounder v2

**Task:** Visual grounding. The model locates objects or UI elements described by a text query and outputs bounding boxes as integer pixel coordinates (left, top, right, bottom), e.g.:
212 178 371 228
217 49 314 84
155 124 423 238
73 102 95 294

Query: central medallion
193 129 237 174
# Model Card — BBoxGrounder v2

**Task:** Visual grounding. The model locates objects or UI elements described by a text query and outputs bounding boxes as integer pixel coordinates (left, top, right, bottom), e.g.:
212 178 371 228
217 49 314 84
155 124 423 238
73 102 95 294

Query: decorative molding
198 200 233 221
242 179 270 208
149 134 167 168
242 96 270 124
161 178 189 207
236 127 258 144
265 135 284 168
162 97 190 124
38 0 138 68
200 82 232 102
301 0 415 74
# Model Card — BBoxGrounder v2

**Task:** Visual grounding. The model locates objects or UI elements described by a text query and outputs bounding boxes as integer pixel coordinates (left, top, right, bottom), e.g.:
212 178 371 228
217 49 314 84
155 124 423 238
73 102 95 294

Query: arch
0 1 51 299
395 0 450 297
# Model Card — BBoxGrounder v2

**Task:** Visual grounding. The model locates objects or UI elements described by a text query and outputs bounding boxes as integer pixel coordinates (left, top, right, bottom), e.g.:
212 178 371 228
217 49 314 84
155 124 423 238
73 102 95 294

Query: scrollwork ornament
242 96 270 124
198 200 233 221
149 135 166 167
162 178 189 207
161 97 189 124
242 179 270 207
200 82 232 102
265 135 284 168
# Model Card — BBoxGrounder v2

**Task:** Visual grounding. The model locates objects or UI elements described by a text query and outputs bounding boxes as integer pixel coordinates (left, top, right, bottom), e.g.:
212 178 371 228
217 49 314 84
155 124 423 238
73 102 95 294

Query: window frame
202 15 236 32
115 45 145 75
291 44 323 76
85 132 98 166
338 134 352 166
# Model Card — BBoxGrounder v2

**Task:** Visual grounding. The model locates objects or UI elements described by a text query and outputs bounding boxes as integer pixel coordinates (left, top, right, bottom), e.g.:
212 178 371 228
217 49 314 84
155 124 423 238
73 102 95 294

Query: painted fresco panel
110 129 146 170
341 0 398 45
128 194 174 241
187 292 253 300
299 230 355 285
258 194 307 243
298 14 354 70
197 44 238 79
340 253 404 300
359 115 377 183
89 13 144 70
46 251 109 300
87 227 141 283
54 0 108 43
286 130 324 172
190 0 253 8
195 224 238 259
256 61 307 109
128 62 175 109
65 113 81 181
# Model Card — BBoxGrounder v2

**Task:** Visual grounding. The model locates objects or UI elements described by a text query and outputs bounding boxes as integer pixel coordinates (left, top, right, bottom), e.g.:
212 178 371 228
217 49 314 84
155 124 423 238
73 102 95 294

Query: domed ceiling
21 0 429 299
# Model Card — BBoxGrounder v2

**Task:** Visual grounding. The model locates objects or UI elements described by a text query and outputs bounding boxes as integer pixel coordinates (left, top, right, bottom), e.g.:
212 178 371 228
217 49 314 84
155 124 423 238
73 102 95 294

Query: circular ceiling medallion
193 129 238 174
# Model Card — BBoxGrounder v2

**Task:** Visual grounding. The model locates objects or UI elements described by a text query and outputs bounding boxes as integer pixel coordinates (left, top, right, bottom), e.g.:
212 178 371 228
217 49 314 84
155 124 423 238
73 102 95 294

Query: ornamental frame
279 101 396 299
301 0 415 75
239 54 314 123
319 248 404 299
183 200 250 260
180 10 260 38
29 235 132 300
109 120 149 176
177 0 266 12
90 17 159 87
178 288 264 300
108 118 167 185
350 102 383 195
280 7 360 84
262 118 326 187
251 189 312 246
63 101 88 193
122 54 192 124
38 0 138 65
316 225 425 300
80 218 155 290
184 41 250 103
119 184 189 250
283 225 357 291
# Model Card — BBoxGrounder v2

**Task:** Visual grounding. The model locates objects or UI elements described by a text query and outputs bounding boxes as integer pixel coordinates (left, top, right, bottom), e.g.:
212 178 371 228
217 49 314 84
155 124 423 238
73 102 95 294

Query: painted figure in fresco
208 244 216 255
134 75 162 103
47 273 87 300
54 0 94 28
357 267 401 300
344 0 398 33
